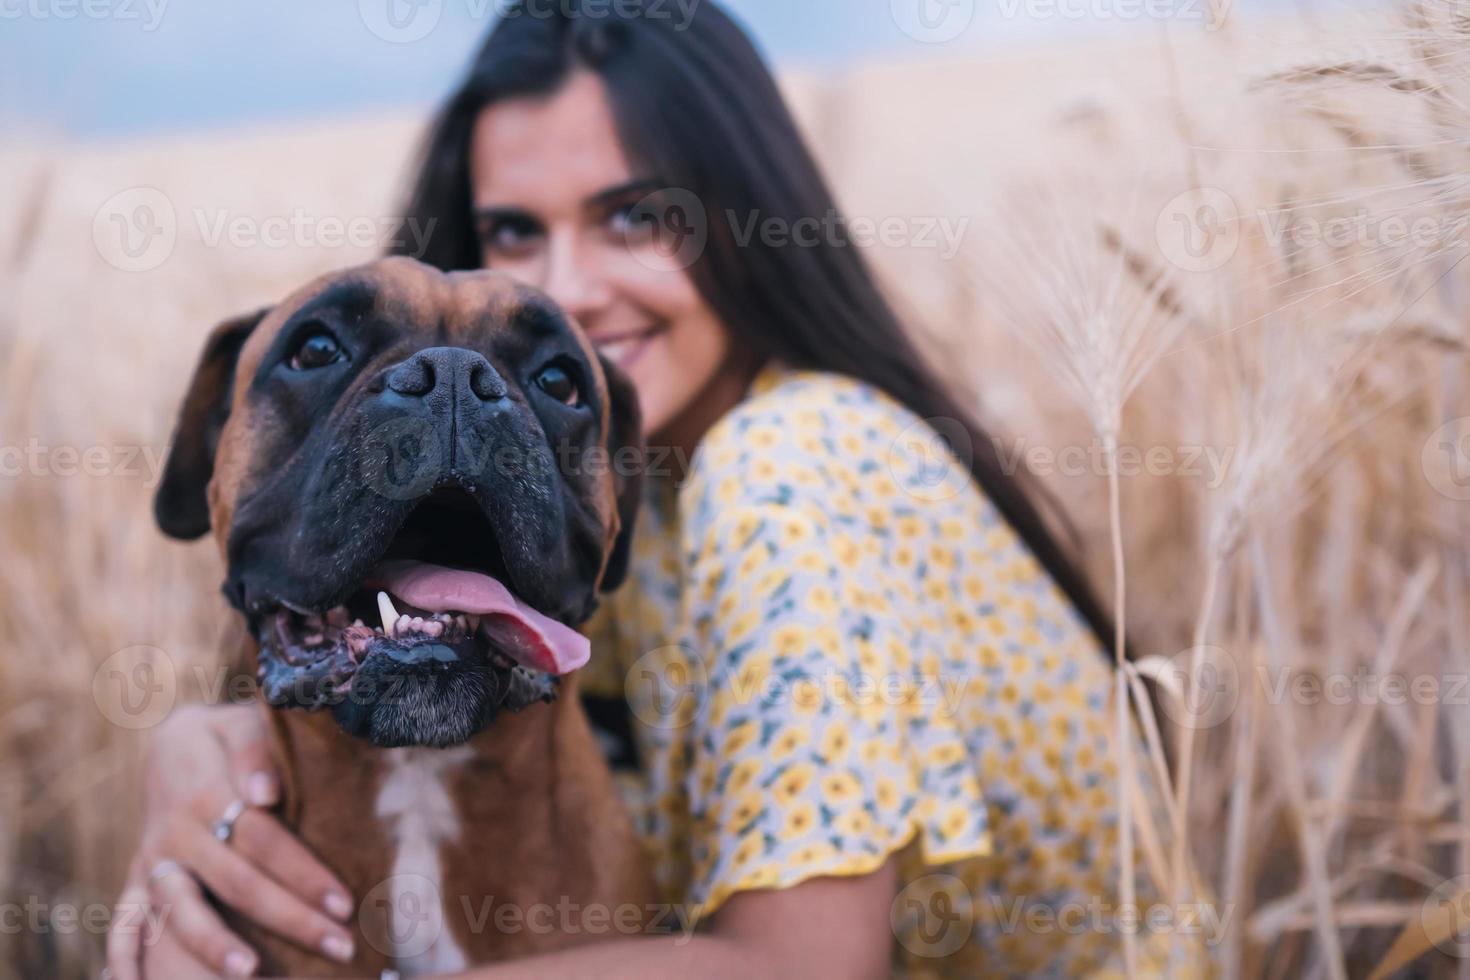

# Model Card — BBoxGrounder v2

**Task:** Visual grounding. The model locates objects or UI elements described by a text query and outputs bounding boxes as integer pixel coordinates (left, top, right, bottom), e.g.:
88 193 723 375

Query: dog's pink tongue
372 561 589 675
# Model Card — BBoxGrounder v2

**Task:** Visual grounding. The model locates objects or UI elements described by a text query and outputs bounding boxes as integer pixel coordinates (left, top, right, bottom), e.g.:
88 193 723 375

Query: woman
109 3 1176 976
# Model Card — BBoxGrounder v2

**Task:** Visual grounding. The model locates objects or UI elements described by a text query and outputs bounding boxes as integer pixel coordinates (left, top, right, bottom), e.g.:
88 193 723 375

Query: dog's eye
534 363 581 406
288 332 346 371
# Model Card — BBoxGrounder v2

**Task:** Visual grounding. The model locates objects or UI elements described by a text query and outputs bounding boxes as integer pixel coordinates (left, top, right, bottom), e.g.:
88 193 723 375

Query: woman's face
469 70 734 440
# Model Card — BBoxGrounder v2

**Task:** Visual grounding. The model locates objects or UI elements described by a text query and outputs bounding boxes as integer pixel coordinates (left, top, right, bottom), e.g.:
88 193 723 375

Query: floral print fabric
581 366 1200 976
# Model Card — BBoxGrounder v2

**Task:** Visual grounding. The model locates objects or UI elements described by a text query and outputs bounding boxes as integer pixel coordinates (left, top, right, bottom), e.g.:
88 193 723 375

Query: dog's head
154 257 642 748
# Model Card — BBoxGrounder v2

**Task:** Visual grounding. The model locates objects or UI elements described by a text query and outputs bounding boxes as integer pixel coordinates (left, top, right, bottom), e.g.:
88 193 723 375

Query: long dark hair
389 0 1116 650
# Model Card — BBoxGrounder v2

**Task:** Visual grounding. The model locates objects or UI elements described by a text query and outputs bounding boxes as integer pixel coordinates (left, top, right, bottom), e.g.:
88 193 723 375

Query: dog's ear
597 353 643 593
154 309 268 540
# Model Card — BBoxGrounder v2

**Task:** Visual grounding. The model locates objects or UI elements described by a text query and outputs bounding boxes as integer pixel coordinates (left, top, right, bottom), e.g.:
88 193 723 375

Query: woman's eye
534 363 581 406
288 332 346 371
479 214 542 254
609 201 657 241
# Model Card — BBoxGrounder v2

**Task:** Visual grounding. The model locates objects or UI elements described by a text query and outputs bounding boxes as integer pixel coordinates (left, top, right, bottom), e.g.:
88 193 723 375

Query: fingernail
246 772 276 806
324 891 353 920
322 933 354 962
223 949 257 977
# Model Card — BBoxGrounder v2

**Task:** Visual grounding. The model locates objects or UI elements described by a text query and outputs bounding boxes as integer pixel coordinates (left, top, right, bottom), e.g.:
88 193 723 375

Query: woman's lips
594 324 668 371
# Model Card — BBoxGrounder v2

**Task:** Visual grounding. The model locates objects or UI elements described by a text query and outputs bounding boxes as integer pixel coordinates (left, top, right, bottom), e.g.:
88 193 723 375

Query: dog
153 256 655 975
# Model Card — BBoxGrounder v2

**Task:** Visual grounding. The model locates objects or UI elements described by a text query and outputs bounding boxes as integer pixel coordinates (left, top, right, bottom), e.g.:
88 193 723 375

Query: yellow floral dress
581 366 1205 977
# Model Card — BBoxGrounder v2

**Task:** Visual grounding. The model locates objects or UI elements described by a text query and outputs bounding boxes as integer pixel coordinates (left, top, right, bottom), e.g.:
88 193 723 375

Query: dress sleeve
675 395 993 919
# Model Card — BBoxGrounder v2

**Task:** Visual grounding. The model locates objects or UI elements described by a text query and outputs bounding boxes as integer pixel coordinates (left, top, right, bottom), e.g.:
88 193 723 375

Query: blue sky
1 0 1316 140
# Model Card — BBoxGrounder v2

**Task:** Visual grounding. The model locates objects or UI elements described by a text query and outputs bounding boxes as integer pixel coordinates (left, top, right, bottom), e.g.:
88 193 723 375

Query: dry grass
2 3 1468 977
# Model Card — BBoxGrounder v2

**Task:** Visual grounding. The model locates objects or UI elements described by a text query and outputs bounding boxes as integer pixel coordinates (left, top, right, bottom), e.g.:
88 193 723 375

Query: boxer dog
153 257 654 976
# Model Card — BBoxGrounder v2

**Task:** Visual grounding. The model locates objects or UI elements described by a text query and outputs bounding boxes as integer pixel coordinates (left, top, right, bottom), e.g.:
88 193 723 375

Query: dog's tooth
353 619 365 628
396 614 413 636
423 621 445 637
466 614 481 633
377 592 400 636
410 616 425 632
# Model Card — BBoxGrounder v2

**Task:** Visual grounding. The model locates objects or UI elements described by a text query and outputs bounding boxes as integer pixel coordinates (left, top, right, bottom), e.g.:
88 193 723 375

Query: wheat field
2 3 1468 977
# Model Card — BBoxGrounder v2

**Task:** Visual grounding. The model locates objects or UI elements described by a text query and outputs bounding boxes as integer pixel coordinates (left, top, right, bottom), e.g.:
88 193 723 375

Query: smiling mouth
594 323 668 370
253 488 590 710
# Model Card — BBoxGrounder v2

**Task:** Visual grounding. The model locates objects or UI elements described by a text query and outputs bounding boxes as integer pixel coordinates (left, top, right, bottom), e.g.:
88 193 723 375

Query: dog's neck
263 678 575 832
260 671 644 970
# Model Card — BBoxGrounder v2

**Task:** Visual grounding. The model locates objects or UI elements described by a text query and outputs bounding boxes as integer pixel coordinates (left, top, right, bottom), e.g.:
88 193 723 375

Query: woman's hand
106 702 357 979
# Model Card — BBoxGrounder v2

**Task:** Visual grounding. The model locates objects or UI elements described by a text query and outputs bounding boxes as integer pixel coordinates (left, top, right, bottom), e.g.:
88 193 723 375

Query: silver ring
148 859 186 883
210 798 249 843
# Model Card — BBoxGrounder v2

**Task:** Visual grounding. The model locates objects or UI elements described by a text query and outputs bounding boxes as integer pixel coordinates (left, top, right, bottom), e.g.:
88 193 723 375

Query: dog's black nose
385 347 507 401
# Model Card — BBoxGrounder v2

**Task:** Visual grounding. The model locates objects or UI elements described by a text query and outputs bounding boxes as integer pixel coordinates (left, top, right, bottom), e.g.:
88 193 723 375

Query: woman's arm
445 861 898 980
106 702 358 979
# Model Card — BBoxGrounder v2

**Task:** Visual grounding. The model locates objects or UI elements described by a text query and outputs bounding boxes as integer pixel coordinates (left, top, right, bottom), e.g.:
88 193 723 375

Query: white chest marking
375 746 474 976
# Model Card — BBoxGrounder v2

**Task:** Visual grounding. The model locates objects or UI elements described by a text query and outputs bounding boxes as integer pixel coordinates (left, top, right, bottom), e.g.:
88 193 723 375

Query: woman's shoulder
686 366 926 487
706 364 912 442
682 365 974 519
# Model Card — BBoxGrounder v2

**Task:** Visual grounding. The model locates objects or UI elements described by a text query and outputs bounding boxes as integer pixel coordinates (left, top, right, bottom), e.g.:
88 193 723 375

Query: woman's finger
139 911 224 980
227 808 354 922
105 868 149 980
147 863 259 978
181 771 353 923
212 708 280 808
175 823 357 964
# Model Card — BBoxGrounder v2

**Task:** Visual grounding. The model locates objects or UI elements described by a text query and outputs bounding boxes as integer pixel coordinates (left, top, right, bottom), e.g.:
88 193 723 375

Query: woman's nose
540 235 613 320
